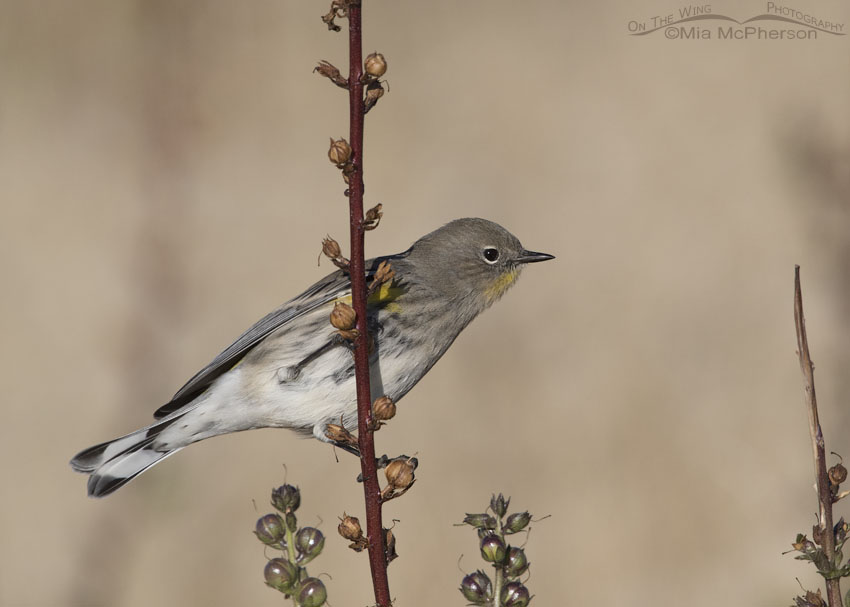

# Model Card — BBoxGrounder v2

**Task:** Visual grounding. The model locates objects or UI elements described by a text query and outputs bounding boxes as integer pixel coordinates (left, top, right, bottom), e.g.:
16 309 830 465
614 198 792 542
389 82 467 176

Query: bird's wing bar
153 268 351 418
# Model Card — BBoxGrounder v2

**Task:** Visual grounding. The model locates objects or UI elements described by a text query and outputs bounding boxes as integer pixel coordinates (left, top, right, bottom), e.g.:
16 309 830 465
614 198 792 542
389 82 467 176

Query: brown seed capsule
321 236 342 260
373 396 396 422
338 513 363 541
385 458 415 491
324 423 356 447
328 137 352 167
364 52 387 78
829 463 848 486
330 301 356 330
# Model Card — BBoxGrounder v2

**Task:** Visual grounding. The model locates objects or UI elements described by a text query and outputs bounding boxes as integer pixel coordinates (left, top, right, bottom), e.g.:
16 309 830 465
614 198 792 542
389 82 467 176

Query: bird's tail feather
70 417 184 498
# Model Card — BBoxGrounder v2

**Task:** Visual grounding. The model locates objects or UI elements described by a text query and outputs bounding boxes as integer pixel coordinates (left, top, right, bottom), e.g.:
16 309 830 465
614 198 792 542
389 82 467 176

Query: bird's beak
515 249 555 264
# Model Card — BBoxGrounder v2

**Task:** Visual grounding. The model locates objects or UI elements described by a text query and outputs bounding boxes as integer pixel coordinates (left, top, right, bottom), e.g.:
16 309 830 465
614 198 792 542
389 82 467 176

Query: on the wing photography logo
627 2 845 40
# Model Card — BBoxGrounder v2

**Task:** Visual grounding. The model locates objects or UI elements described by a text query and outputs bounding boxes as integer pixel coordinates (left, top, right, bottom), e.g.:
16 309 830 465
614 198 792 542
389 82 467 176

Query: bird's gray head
404 218 554 311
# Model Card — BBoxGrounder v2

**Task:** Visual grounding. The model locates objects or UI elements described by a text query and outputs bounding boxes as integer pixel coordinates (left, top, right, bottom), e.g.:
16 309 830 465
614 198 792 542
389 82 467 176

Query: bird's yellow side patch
485 269 520 304
336 281 405 314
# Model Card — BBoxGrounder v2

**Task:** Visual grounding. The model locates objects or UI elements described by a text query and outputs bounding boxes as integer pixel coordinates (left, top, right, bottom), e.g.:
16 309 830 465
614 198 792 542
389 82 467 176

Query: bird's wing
153 266 355 419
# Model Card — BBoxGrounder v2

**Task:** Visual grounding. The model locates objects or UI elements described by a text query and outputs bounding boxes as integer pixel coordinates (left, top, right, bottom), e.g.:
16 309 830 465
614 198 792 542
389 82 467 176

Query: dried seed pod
364 52 387 78
338 513 363 541
372 396 396 421
328 137 352 167
330 301 357 330
385 458 415 492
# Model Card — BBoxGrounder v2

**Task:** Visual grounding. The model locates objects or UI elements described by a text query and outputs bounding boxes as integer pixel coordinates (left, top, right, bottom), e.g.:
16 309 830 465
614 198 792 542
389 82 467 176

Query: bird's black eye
483 247 500 263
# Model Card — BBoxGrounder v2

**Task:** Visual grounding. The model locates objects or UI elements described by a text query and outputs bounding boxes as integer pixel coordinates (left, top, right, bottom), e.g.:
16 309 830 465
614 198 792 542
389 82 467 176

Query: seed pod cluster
460 494 535 606
256 484 329 606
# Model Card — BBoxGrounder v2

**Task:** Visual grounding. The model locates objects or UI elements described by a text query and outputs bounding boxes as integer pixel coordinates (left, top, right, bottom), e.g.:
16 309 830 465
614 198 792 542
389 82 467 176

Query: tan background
2 1 849 605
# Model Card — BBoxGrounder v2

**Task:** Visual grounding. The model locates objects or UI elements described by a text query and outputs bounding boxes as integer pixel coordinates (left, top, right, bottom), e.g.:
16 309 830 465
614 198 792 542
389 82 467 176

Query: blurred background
1 1 849 605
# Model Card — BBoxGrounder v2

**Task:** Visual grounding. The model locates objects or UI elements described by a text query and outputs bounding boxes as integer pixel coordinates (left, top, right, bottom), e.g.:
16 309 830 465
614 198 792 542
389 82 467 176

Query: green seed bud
505 546 529 578
490 493 510 518
479 534 506 563
463 513 497 530
501 581 531 607
255 513 286 546
296 527 325 562
298 577 328 607
504 511 532 534
459 570 492 604
271 484 300 513
264 558 298 594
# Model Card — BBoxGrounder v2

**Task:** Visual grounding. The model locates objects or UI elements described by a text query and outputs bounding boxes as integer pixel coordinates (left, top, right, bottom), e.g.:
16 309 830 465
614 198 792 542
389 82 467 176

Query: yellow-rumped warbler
70 218 553 497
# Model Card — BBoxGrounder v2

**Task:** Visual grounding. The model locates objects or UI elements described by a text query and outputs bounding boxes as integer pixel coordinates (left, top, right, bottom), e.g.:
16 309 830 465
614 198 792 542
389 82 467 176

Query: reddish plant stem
346 3 392 605
794 266 842 607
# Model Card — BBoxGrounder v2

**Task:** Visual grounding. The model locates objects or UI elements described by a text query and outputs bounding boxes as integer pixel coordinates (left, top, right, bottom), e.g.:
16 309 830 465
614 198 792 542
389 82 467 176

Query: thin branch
345 2 392 605
794 265 843 607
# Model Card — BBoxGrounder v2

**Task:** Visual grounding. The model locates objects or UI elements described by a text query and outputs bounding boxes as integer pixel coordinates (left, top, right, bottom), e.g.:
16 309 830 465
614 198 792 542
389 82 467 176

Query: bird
70 218 554 497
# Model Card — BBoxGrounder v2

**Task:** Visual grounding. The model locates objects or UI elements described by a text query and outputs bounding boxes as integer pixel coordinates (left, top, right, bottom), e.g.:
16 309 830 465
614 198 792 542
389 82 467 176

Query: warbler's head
404 218 554 311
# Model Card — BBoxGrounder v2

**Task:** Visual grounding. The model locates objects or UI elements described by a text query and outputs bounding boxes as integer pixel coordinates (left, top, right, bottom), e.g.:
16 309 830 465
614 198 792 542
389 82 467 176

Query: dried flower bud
479 534 506 563
330 301 357 330
463 513 497 530
285 511 297 533
328 137 352 167
373 396 396 422
459 570 492 604
255 513 286 546
829 463 847 486
363 81 385 114
363 203 383 230
324 423 356 448
490 493 510 518
383 527 398 563
295 527 325 563
364 52 387 78
794 589 826 607
500 581 531 607
835 517 848 543
264 557 299 594
505 511 532 534
385 458 415 492
271 484 301 513
314 60 348 89
297 577 328 607
373 260 394 284
336 328 359 341
505 546 529 578
338 513 363 541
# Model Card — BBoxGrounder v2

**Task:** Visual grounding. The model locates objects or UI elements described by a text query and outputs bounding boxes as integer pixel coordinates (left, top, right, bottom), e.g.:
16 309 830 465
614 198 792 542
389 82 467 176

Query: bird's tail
70 416 184 498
